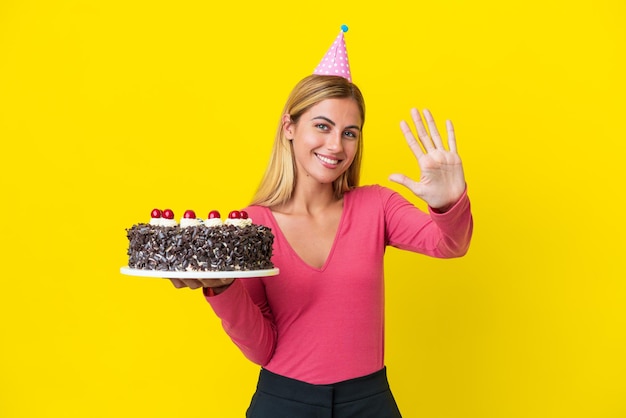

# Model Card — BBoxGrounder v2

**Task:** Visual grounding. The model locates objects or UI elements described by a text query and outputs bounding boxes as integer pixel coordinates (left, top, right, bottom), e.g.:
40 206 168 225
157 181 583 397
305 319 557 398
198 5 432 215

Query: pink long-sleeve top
206 184 473 385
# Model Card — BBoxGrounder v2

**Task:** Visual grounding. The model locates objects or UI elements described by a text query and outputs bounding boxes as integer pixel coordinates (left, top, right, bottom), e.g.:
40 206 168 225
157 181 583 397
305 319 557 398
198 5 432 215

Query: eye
343 130 358 139
315 123 329 131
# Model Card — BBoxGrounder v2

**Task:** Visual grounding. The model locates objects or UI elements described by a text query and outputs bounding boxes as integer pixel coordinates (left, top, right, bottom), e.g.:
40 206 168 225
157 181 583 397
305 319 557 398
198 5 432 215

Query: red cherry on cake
228 210 241 219
240 210 249 219
163 209 175 220
208 210 221 219
183 210 196 219
151 208 162 218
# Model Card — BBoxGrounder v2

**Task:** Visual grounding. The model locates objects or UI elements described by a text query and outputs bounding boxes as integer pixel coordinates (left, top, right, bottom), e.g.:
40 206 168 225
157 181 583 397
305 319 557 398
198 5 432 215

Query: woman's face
284 98 362 189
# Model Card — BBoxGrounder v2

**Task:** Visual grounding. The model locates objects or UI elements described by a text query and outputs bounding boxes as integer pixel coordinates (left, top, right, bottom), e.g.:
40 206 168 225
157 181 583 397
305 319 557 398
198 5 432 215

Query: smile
315 153 340 166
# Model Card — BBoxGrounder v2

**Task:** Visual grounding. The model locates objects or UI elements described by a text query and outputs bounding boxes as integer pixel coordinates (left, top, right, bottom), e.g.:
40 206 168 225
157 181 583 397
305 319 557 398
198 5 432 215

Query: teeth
316 154 339 165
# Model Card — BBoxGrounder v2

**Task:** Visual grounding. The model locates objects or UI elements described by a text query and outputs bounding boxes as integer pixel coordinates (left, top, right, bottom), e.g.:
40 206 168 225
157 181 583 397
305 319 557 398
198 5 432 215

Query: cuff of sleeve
204 279 249 321
428 186 470 219
202 281 236 298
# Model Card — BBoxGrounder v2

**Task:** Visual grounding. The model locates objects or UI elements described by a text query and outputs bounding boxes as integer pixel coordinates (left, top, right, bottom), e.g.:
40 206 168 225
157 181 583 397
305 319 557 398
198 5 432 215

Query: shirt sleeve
380 185 473 258
204 278 277 366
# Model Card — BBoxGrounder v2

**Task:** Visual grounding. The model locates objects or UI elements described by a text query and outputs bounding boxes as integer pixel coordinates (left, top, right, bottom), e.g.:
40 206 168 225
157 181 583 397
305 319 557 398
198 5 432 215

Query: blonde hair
251 75 366 207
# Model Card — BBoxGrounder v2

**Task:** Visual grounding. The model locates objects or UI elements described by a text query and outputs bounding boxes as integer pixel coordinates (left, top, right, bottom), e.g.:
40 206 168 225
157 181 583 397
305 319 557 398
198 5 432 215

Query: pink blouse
206 184 473 384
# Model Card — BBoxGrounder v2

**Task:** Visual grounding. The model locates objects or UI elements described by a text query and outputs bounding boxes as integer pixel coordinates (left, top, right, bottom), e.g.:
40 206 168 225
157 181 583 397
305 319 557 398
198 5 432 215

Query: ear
282 114 294 140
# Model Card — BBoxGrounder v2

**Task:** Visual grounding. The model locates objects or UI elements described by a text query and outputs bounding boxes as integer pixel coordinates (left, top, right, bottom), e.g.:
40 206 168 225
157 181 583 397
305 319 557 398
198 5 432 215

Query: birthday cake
125 209 274 272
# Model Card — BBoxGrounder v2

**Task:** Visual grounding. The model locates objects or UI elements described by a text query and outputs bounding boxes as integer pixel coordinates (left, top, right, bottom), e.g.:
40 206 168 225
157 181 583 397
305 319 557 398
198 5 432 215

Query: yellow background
1 0 624 417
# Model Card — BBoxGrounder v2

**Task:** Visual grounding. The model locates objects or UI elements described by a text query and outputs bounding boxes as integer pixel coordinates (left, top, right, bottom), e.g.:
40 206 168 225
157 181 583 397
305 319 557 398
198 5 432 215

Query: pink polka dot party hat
313 25 352 82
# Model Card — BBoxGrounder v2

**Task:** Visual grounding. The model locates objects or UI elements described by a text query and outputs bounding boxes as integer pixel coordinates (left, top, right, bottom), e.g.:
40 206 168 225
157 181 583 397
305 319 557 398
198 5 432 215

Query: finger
400 120 425 160
446 120 457 154
411 108 435 151
169 278 186 288
388 173 424 197
197 278 234 287
198 279 218 287
423 109 444 150
180 279 202 289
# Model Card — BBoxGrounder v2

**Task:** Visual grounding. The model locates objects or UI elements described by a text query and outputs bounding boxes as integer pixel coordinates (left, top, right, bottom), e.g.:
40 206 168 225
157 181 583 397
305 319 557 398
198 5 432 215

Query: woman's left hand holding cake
169 277 235 291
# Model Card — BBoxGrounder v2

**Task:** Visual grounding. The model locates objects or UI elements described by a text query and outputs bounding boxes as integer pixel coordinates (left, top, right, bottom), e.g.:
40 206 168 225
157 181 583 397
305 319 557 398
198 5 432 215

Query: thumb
389 173 423 196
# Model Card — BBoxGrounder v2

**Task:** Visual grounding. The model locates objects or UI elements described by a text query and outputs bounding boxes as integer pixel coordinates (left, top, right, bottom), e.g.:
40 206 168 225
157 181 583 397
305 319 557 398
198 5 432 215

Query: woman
170 74 473 417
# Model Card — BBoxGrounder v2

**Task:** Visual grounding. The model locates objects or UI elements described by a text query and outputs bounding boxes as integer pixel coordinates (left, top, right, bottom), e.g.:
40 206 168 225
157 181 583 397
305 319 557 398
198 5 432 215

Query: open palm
389 108 466 211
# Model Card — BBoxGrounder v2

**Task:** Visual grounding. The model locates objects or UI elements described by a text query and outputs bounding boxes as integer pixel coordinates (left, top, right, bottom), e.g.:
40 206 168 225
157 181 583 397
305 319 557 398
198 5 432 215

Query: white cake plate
120 267 279 279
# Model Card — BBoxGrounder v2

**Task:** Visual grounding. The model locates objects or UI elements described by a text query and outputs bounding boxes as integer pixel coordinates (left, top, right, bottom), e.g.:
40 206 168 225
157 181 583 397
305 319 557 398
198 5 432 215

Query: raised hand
389 108 466 211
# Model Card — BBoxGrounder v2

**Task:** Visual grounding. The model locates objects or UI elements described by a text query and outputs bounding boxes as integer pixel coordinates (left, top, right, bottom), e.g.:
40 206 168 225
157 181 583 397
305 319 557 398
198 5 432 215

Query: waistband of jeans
256 367 391 406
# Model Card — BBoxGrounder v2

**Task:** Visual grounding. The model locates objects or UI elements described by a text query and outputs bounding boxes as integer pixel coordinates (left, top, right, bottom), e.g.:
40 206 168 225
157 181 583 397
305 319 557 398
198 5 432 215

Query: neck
277 181 338 215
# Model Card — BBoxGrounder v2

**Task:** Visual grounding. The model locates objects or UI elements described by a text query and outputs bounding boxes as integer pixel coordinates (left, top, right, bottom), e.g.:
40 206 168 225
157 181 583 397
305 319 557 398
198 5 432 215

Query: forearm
427 188 473 257
205 280 277 365
385 186 473 258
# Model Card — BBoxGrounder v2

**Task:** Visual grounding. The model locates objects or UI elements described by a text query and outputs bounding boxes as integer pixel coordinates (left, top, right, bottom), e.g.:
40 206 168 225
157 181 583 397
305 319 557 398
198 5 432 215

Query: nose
326 131 343 152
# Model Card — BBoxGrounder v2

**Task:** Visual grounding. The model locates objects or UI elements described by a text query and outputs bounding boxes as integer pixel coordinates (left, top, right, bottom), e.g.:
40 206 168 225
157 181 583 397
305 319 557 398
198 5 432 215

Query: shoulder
346 185 420 221
243 205 272 226
344 185 409 219
345 184 402 204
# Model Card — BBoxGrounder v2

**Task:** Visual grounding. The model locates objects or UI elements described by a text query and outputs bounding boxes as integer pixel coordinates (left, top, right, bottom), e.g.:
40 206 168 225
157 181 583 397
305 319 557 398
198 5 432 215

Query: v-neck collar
266 193 350 272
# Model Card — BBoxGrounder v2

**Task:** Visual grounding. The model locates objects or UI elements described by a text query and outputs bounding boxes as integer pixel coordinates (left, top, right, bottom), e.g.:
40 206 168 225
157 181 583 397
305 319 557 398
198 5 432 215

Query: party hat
313 25 352 82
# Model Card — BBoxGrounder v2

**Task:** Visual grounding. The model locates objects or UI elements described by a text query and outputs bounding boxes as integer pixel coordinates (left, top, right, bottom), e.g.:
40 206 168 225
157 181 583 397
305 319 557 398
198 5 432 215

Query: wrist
431 203 453 213
205 281 234 297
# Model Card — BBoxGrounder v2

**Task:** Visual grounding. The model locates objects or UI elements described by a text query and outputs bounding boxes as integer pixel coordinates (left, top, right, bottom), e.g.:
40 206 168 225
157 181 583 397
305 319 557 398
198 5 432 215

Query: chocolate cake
125 209 274 272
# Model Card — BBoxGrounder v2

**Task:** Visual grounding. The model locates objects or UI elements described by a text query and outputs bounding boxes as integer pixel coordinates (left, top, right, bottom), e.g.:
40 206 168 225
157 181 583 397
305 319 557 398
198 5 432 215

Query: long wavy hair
251 75 366 207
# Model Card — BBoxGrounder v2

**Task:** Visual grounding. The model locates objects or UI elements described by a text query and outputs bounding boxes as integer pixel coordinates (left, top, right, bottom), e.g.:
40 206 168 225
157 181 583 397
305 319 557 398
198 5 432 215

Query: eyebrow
311 116 361 131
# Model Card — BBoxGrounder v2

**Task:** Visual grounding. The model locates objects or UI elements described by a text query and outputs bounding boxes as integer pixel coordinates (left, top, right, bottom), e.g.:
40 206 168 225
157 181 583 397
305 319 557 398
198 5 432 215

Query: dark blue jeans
246 367 402 418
